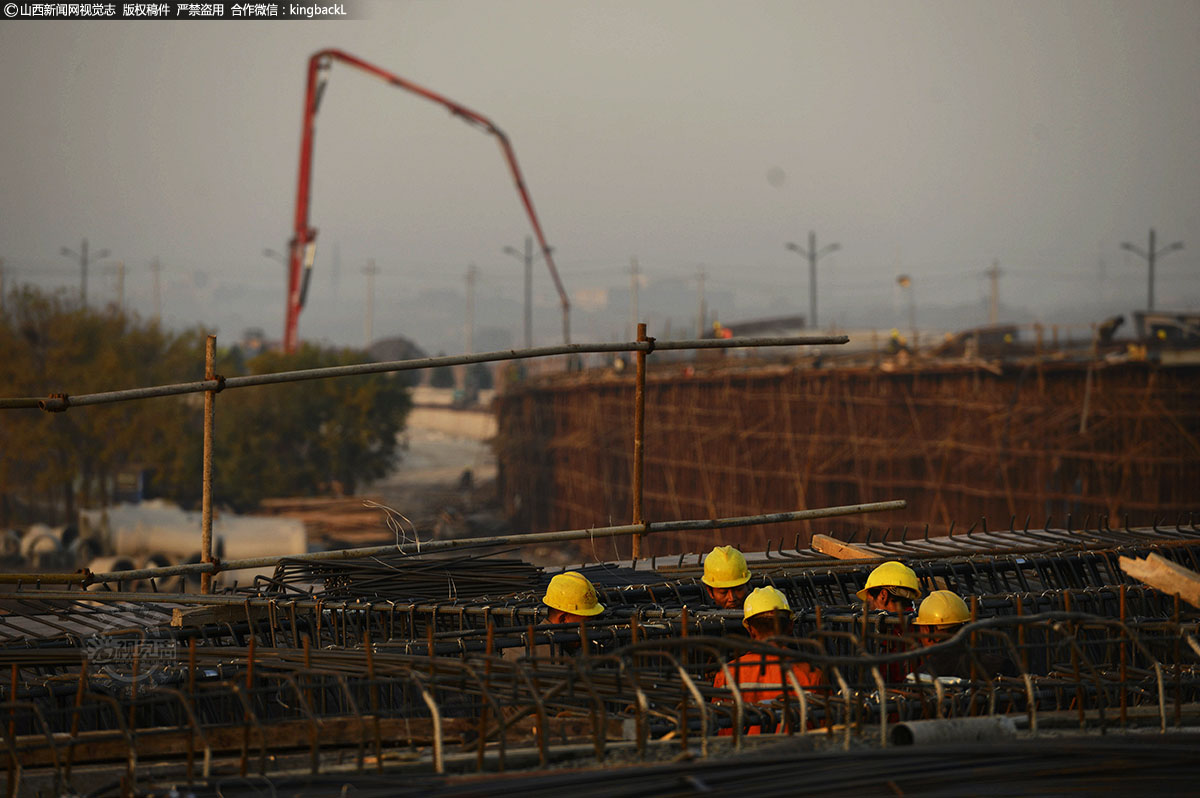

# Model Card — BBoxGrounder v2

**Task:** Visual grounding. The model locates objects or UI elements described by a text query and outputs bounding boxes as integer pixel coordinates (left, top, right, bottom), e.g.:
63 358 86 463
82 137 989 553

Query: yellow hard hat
542 572 605 616
742 586 791 626
855 561 921 602
701 545 751 588
914 590 970 626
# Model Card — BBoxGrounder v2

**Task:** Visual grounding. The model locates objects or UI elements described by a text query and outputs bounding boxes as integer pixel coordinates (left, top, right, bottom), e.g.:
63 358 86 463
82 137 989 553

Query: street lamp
897 274 915 343
1120 228 1184 311
785 232 840 329
503 236 537 350
61 238 111 307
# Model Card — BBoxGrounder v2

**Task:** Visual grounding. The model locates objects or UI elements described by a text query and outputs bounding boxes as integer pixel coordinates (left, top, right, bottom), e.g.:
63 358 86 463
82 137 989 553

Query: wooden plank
1119 552 1200 609
171 603 269 628
810 534 880 560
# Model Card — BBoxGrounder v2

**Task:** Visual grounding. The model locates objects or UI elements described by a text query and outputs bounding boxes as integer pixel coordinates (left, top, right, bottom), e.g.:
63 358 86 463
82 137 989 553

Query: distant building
710 314 806 338
1134 311 1200 348
932 324 1020 358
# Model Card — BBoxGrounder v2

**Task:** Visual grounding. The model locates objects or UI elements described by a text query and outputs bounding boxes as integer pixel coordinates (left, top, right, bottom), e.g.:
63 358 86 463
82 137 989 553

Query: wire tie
41 393 70 412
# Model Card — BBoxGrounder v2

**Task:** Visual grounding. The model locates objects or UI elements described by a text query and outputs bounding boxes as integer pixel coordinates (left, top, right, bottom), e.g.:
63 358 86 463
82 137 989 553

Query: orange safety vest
712 652 822 734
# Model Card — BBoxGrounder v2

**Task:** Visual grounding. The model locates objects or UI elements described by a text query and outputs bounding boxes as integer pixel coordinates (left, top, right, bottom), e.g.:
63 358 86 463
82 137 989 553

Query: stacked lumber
255 496 395 545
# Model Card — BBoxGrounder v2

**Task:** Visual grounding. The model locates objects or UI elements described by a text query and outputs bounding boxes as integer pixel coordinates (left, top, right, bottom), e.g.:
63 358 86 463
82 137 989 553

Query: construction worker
856 561 922 613
540 571 605 657
701 545 752 610
913 590 1017 679
857 561 921 682
542 571 605 625
712 586 822 734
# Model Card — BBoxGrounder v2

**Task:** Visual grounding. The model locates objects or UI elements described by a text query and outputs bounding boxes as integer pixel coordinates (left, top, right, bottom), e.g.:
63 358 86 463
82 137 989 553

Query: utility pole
629 256 640 340
0 258 5 316
61 238 110 307
1121 228 1184 311
522 237 532 350
502 237 535 349
362 259 379 349
113 262 125 311
897 274 915 342
458 264 478 392
696 269 707 338
984 260 1002 324
785 231 840 329
150 258 162 322
465 264 478 355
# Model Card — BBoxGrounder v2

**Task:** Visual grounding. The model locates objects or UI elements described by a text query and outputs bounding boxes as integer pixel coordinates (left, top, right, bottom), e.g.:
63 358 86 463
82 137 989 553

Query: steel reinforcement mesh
494 361 1200 556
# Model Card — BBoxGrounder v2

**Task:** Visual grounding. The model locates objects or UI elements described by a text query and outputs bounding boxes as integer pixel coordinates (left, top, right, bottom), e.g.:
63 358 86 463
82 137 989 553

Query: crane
281 49 570 352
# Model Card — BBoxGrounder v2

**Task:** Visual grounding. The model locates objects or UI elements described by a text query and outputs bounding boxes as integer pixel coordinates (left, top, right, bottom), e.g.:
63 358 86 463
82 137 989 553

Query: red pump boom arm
283 49 570 352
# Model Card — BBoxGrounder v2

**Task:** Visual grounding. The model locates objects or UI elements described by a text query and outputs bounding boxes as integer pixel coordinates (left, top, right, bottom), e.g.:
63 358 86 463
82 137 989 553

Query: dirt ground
361 418 583 567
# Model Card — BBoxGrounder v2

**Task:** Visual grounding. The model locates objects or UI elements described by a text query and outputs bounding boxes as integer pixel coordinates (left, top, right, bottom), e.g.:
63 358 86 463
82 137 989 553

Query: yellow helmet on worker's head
701 545 751 589
742 586 791 626
914 590 970 626
542 571 605 616
855 561 921 602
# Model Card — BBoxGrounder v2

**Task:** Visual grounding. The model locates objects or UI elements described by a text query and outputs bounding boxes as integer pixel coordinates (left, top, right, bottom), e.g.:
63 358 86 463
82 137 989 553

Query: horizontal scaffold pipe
3 499 903 585
0 334 849 411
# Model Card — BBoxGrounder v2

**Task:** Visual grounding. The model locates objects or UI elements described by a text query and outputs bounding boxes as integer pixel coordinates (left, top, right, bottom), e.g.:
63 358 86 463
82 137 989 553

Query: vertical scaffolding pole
632 323 648 559
201 334 216 594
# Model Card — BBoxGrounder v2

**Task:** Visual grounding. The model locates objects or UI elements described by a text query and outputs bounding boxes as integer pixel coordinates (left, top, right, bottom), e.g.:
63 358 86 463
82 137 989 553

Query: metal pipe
22 499 905 585
1 335 849 412
632 322 649 560
890 716 1017 746
201 335 216 595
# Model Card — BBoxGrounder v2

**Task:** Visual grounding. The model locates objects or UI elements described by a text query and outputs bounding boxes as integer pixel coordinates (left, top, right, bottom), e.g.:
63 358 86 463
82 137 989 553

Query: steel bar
201 335 216 595
631 323 648 560
1 500 905 585
5 619 1200 775
0 335 849 412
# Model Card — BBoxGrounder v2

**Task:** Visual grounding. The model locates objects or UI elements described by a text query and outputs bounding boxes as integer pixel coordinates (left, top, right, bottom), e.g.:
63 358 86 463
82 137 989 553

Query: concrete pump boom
283 48 570 353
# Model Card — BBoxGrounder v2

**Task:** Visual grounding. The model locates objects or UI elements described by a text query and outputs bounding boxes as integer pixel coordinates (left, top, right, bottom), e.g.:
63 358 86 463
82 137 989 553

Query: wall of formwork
493 360 1200 557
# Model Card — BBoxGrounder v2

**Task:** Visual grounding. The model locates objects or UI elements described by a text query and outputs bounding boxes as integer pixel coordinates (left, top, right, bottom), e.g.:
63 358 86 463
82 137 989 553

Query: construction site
3 8 1200 796
2 327 1200 796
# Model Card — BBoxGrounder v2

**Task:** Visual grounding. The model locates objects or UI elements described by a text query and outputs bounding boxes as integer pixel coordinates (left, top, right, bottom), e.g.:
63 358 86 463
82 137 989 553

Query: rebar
0 499 906 586
0 334 849 412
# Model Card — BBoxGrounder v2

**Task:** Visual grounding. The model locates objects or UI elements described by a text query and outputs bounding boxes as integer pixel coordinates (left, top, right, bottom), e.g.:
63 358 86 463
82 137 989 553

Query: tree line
0 287 411 527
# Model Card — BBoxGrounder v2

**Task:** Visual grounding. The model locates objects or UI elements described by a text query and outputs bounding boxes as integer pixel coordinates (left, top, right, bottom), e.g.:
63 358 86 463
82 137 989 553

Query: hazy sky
1 0 1197 353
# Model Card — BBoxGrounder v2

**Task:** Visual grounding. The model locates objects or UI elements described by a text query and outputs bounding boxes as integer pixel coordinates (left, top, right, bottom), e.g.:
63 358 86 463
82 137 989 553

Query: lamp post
61 238 110 307
897 274 915 344
503 236 535 350
785 231 840 329
1121 228 1184 311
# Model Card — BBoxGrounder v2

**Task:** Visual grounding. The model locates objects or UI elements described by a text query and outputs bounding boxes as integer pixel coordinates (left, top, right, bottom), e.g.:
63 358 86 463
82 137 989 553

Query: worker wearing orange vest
712 586 822 734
